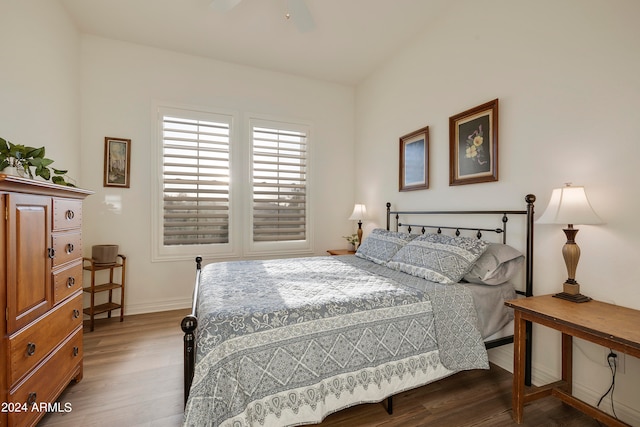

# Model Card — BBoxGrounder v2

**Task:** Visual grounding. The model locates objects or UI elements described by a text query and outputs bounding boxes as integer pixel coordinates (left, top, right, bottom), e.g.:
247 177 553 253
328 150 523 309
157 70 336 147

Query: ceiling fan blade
210 0 243 12
287 0 315 33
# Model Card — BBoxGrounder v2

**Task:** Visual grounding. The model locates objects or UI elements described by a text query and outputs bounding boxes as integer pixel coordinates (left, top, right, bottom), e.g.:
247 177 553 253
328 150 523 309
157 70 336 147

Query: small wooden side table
506 295 640 426
327 249 356 255
82 254 126 331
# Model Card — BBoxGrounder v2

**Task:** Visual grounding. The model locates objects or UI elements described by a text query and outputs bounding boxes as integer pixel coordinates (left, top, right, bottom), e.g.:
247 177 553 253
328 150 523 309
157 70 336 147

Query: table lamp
536 184 602 302
348 204 367 249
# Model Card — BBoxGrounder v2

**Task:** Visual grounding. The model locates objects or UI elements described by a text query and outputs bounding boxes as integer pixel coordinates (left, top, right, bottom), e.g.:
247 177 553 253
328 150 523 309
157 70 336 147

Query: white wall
355 0 640 423
4 0 640 422
78 36 356 314
0 0 81 175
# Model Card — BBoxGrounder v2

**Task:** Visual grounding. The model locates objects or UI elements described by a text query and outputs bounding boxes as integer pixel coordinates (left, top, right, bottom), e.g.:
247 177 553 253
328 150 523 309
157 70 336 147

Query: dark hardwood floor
38 309 601 427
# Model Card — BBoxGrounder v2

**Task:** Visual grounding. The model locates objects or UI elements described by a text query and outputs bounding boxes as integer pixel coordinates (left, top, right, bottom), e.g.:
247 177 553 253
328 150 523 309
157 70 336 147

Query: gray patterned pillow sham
355 228 416 264
387 233 489 284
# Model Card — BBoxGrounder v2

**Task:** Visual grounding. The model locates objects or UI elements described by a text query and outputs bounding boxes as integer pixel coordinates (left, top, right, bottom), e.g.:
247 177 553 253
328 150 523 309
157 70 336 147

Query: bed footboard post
182 256 203 406
181 314 198 406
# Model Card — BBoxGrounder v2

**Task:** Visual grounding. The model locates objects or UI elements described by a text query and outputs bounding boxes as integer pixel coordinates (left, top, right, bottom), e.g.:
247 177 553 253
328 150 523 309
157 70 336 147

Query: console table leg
562 333 573 394
512 310 526 423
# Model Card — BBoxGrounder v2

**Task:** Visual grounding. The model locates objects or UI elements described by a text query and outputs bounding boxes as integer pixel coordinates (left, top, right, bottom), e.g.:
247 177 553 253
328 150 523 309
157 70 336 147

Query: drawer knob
27 392 37 405
73 346 79 357
73 309 80 319
26 342 37 356
65 209 75 220
48 247 56 259
67 277 75 288
66 243 75 254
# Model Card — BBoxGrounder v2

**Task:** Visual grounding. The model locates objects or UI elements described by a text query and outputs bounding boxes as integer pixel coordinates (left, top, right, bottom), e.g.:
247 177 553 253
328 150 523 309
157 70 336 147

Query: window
152 105 312 261
251 121 309 246
153 106 236 260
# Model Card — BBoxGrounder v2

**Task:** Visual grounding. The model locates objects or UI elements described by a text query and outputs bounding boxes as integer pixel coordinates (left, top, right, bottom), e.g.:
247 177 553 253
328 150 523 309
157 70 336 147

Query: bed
181 195 535 426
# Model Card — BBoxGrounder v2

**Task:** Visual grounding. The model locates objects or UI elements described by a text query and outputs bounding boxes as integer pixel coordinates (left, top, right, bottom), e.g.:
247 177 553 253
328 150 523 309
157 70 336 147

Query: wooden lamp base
552 227 592 303
553 282 592 303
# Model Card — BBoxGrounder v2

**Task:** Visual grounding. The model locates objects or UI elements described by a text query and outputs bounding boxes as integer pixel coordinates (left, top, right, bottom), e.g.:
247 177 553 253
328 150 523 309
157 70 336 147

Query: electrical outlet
604 349 625 374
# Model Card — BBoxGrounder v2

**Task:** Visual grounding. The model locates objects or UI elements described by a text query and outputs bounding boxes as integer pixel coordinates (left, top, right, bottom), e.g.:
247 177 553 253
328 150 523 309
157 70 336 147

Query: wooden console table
506 295 640 426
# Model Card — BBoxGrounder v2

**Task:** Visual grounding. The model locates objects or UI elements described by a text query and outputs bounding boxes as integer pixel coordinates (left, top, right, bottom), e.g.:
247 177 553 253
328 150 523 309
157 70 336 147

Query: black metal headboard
385 194 536 298
385 194 535 386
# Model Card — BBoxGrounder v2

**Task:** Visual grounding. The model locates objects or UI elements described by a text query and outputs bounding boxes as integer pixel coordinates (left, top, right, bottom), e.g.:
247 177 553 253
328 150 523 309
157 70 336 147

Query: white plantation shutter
252 123 308 243
153 106 312 259
161 113 231 246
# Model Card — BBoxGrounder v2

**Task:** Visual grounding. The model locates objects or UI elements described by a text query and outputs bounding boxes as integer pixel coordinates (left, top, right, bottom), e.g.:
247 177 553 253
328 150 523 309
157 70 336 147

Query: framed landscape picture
399 126 429 191
104 137 131 188
449 99 498 185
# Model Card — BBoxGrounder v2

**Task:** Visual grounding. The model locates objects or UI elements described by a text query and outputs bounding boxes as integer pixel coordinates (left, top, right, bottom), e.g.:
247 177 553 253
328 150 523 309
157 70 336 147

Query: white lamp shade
537 185 602 225
348 204 367 221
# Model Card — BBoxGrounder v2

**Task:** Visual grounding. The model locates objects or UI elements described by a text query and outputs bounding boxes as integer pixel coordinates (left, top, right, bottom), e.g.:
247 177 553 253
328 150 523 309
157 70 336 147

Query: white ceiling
60 0 451 86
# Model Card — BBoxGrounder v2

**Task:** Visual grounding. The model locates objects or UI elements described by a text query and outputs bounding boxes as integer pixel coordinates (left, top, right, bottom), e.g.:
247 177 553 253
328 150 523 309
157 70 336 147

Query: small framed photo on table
399 126 429 192
104 137 131 188
449 99 498 185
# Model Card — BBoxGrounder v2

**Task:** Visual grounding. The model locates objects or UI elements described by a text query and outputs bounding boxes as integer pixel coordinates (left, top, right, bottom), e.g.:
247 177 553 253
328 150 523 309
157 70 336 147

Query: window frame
244 116 313 256
151 103 241 262
151 105 313 261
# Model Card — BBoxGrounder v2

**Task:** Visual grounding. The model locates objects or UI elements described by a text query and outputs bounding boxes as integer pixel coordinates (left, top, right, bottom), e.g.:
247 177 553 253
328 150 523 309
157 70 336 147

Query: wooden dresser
0 175 92 427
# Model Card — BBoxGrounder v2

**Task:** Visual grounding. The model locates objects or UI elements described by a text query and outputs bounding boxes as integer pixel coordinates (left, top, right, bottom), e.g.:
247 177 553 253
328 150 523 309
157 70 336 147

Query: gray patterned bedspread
184 256 488 427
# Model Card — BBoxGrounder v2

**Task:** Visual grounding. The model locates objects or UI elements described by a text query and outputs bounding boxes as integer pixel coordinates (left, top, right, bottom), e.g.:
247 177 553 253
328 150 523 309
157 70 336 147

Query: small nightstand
327 249 356 255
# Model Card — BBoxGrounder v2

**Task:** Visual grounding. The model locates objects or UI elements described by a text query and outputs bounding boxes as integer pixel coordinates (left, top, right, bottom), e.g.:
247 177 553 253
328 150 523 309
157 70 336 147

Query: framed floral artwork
399 125 429 191
449 99 498 185
104 137 131 188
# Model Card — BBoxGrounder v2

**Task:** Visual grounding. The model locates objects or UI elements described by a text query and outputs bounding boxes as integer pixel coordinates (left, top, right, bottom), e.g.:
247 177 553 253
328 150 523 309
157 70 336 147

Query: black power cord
596 350 618 420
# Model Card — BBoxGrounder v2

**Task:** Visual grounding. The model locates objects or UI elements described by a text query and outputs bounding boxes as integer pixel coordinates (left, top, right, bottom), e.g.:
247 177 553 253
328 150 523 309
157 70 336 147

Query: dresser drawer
52 198 82 231
53 260 83 304
8 293 82 386
51 231 82 267
8 328 82 427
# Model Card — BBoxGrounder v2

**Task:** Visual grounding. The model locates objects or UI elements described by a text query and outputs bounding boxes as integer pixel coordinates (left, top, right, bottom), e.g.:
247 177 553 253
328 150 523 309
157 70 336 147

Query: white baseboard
487 345 513 373
124 297 192 315
489 346 640 426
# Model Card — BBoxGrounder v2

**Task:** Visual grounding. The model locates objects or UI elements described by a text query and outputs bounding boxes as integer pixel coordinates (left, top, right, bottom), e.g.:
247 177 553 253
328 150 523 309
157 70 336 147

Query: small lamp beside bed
349 203 367 249
537 184 602 303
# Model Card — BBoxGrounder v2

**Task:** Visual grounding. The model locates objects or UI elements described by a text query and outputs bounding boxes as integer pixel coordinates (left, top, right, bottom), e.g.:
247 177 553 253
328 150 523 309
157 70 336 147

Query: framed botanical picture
104 137 131 188
449 99 498 185
399 126 429 192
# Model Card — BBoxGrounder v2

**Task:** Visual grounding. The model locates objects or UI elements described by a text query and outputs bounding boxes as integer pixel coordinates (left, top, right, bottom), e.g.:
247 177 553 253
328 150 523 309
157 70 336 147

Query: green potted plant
0 137 75 186
343 233 359 250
